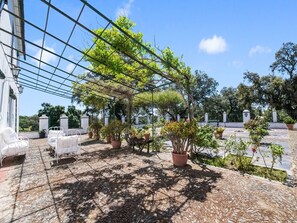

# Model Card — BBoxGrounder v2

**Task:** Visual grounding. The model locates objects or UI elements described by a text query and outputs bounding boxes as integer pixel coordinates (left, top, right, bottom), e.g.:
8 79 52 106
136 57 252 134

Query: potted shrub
214 127 225 139
101 126 112 143
39 129 46 138
284 116 296 130
161 121 197 166
88 125 93 139
105 119 127 149
244 116 269 151
91 121 103 140
142 125 150 141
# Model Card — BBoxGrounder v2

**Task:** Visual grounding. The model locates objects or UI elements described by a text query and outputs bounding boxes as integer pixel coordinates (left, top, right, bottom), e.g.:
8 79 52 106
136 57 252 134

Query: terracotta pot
111 140 121 149
88 131 93 139
286 124 294 130
144 133 150 141
214 132 223 139
106 136 112 143
172 152 188 167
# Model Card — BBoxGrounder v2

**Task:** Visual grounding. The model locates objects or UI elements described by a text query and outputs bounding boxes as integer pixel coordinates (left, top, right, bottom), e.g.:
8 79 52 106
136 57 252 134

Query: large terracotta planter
172 152 188 167
111 140 121 149
106 136 112 143
88 131 93 139
214 132 223 139
286 124 294 130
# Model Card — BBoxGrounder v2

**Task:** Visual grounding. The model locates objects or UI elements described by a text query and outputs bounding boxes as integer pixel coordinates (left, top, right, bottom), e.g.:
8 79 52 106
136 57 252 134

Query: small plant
283 116 296 124
215 127 225 133
214 126 225 139
39 129 46 138
269 144 285 174
105 119 127 141
244 116 269 148
193 125 218 155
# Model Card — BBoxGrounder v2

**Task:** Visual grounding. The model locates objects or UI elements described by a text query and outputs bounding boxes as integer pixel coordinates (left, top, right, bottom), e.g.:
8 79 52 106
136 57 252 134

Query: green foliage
152 136 165 152
161 121 197 154
19 115 39 131
269 144 285 174
105 119 128 141
244 116 269 147
283 116 296 124
66 105 82 128
38 103 65 127
193 125 218 154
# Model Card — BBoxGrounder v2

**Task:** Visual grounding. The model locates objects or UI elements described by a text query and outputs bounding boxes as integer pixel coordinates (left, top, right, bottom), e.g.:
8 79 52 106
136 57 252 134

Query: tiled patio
0 135 296 223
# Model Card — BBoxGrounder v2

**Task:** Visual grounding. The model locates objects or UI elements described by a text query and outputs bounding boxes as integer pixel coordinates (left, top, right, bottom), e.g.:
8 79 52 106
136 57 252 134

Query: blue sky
20 0 297 116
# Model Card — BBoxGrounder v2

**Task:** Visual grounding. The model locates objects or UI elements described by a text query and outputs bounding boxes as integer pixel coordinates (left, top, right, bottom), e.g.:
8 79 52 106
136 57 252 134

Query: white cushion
2 141 29 156
2 128 18 144
56 135 79 155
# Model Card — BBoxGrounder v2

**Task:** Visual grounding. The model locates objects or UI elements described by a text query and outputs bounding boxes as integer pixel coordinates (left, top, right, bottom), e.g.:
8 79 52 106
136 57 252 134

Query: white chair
53 129 81 163
0 127 29 166
48 126 65 148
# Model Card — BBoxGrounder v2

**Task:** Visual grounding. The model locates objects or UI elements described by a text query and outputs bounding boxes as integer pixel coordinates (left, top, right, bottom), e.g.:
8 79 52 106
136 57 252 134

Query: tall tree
38 103 65 127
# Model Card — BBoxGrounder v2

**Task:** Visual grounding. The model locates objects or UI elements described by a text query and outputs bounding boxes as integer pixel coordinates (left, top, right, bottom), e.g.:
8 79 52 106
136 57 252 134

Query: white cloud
32 39 57 67
249 45 271 57
66 63 76 73
116 0 134 18
199 35 227 54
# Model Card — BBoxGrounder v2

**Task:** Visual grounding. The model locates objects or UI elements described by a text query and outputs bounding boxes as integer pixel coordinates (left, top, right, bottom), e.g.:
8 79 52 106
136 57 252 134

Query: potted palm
161 121 197 166
101 126 112 143
214 127 225 139
91 121 103 140
284 116 296 130
105 119 127 149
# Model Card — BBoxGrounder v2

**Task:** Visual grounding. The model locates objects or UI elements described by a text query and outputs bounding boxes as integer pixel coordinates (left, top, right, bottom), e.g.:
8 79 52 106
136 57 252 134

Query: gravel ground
0 133 296 223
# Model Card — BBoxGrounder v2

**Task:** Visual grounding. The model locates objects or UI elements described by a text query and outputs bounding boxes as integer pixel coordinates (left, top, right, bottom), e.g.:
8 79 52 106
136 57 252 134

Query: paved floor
0 133 296 222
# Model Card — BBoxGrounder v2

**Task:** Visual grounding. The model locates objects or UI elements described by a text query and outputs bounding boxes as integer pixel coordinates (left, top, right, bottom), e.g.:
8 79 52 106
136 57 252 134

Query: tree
66 105 82 128
38 103 65 127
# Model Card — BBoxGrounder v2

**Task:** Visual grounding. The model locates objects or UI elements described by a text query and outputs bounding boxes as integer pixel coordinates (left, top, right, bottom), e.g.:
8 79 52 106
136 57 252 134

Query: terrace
0 128 296 222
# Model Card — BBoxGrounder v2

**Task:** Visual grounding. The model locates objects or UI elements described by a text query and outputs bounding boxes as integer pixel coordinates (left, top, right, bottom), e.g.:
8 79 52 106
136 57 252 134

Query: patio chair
53 129 81 163
0 127 29 166
48 126 65 148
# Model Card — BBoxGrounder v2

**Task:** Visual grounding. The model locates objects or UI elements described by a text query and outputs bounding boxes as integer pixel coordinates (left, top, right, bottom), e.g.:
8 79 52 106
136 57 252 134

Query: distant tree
19 115 39 131
19 116 29 131
66 105 82 128
38 103 65 127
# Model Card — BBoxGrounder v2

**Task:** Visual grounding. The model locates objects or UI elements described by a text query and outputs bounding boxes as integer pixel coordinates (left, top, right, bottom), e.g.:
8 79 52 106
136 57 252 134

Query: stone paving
0 131 296 222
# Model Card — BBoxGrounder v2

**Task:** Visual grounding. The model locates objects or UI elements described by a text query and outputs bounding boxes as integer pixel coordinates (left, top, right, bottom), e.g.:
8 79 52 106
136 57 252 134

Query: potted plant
91 121 103 140
161 121 197 166
142 125 150 141
101 126 112 143
105 119 127 149
214 127 225 139
88 125 93 139
39 129 46 138
283 116 296 130
244 116 269 151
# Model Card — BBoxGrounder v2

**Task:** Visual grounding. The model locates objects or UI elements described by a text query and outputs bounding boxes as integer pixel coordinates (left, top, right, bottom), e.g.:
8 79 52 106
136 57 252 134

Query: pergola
0 0 182 102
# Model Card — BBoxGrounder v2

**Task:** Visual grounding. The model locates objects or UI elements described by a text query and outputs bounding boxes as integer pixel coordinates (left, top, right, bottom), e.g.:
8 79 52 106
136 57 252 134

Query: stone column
157 115 160 123
177 114 181 122
272 110 277 123
147 115 151 125
39 114 48 132
165 114 170 121
60 114 68 131
243 110 250 123
223 112 227 123
121 115 125 123
204 113 208 123
135 116 139 125
81 114 89 134
104 117 109 126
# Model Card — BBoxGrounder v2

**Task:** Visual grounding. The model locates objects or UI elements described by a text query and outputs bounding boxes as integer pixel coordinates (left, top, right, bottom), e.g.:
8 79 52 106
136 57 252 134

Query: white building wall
0 2 23 132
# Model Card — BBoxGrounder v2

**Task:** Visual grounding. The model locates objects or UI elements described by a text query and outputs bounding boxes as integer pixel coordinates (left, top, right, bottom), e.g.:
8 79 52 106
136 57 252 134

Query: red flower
252 148 257 153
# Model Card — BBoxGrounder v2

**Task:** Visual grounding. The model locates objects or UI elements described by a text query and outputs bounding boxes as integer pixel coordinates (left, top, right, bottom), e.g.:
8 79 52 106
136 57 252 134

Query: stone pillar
39 114 48 132
60 114 68 131
272 110 277 123
165 114 170 121
223 112 227 123
157 115 160 123
204 113 208 123
243 110 250 123
81 114 89 134
135 116 139 125
121 115 125 123
104 117 109 126
177 114 181 122
147 115 151 125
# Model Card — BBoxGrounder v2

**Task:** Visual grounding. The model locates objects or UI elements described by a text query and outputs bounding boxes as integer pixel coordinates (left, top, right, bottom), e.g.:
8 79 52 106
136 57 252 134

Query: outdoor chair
53 129 81 163
48 126 65 148
0 127 29 166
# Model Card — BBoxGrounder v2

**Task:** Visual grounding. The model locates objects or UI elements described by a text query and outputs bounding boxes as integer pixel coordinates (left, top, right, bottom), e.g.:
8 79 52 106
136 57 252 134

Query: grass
192 153 288 183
